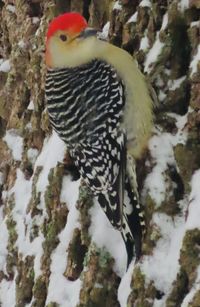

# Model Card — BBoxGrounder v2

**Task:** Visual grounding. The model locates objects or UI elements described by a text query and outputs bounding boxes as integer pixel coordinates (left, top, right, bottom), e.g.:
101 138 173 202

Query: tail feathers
98 187 143 267
126 154 146 234
97 162 145 267
121 176 145 266
121 213 142 267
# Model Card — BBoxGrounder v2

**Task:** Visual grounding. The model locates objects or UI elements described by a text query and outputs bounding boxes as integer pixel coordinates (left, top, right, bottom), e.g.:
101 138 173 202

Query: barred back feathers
45 13 154 266
46 59 145 265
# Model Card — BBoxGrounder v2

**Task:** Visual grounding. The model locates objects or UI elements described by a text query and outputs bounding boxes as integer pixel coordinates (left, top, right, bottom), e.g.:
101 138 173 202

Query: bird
45 12 154 267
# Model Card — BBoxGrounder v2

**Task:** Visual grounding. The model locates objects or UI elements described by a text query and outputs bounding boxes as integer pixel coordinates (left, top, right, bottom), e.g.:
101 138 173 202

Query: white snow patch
145 132 175 205
27 100 34 110
191 21 200 28
140 35 149 51
60 176 80 211
27 148 39 164
178 0 189 11
190 45 200 76
18 40 26 49
0 277 16 307
144 33 164 72
144 13 168 72
0 214 9 273
161 13 168 31
113 1 122 10
158 90 167 102
6 132 68 280
144 112 188 206
89 199 127 276
141 112 189 304
6 4 15 13
186 169 200 230
167 111 188 138
99 22 110 40
0 59 11 72
3 129 23 161
140 0 152 8
47 274 81 307
118 262 135 307
0 172 4 185
141 213 185 295
9 169 44 277
168 76 186 91
35 131 66 193
32 17 40 24
46 176 81 307
127 12 138 23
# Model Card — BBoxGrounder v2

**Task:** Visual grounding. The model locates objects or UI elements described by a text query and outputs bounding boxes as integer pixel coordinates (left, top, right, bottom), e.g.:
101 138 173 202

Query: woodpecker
45 12 154 266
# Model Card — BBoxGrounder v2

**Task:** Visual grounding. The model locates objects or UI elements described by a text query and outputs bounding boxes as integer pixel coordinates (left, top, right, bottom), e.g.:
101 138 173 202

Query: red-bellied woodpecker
45 12 154 266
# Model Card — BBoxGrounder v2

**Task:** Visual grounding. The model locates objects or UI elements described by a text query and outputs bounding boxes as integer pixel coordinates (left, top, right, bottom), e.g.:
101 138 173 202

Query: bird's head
46 12 99 68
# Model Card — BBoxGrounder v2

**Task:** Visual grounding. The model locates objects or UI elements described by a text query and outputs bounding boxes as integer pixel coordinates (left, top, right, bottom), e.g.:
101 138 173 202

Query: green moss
144 195 156 224
174 142 200 194
42 220 59 255
16 256 34 307
128 267 156 307
46 303 59 307
84 244 112 269
44 163 64 217
6 217 17 245
6 252 18 277
166 229 200 305
166 269 189 307
143 195 161 255
46 221 59 241
77 183 93 246
6 216 18 276
189 290 200 307
65 228 87 280
157 198 180 217
41 203 68 273
130 267 146 294
32 276 47 306
27 166 43 217
180 229 200 286
78 244 119 307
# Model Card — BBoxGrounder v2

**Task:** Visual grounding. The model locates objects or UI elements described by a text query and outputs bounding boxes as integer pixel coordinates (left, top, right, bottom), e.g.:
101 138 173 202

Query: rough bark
0 0 200 306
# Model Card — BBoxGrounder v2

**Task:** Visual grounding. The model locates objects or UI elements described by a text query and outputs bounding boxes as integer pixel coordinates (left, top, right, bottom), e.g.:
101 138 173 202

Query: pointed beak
78 28 98 39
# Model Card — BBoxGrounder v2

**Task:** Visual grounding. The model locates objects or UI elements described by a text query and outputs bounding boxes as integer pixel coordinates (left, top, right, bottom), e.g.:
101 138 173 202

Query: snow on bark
0 1 199 306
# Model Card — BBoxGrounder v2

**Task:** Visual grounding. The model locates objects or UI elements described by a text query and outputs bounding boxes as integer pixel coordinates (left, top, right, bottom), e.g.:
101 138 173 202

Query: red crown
47 12 87 40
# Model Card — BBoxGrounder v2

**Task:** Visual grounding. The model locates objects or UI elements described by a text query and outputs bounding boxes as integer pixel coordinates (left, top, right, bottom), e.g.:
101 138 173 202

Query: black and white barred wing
71 130 126 230
46 59 127 228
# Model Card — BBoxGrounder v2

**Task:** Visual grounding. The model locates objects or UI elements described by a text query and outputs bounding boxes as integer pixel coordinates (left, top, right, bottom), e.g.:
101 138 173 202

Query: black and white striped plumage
46 59 145 265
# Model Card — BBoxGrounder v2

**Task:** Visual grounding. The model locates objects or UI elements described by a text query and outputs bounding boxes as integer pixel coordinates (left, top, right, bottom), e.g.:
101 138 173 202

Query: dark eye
60 34 67 42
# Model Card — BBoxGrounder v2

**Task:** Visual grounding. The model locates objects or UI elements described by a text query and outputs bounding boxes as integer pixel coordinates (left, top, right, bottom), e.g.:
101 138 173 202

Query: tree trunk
0 0 200 306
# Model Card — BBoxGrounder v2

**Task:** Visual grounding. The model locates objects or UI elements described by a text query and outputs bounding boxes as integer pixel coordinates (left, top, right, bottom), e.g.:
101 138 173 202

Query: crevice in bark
27 1 42 17
169 17 191 77
83 0 91 21
168 164 185 202
166 269 189 307
55 0 71 14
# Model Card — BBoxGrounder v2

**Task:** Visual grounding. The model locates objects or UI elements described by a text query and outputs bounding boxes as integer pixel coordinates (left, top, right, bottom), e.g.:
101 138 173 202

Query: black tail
121 176 144 267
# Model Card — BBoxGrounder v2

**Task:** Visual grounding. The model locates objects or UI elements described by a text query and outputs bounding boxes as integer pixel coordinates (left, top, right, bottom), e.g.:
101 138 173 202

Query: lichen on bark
0 0 200 306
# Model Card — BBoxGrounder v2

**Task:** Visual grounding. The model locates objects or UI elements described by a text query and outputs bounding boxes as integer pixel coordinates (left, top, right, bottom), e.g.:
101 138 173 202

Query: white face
46 30 100 68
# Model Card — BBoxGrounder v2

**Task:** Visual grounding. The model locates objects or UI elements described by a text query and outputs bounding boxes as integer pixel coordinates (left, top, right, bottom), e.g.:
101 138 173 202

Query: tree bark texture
0 0 200 306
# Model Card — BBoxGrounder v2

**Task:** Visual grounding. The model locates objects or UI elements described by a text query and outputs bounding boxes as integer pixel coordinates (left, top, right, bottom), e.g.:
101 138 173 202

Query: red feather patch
47 12 87 40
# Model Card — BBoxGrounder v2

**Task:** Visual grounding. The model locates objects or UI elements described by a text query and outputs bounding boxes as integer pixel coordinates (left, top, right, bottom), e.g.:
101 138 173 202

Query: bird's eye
60 34 67 42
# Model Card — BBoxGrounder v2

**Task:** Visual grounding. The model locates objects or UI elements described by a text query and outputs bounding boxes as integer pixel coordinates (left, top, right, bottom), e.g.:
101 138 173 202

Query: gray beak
78 28 98 39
